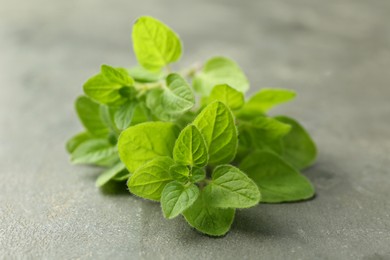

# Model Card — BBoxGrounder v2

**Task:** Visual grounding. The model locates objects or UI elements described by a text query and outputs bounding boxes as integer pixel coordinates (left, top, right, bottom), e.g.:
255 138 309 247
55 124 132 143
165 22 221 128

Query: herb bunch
67 16 317 236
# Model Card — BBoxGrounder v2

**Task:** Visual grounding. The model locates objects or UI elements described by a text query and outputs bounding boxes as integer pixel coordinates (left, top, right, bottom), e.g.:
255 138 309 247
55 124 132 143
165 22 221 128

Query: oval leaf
146 73 194 121
238 88 296 118
127 156 175 201
71 139 117 165
161 181 199 219
204 165 261 208
193 57 249 96
240 151 315 203
206 84 244 110
114 100 137 130
132 16 182 71
173 125 208 167
118 122 179 173
169 164 190 183
240 116 291 141
101 65 134 86
183 191 235 237
275 116 317 170
193 101 238 165
66 132 93 153
83 65 134 105
75 96 109 137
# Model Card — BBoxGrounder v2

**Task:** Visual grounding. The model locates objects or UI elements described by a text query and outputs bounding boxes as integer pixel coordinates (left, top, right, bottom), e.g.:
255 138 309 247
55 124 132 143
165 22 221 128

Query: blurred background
1 0 390 259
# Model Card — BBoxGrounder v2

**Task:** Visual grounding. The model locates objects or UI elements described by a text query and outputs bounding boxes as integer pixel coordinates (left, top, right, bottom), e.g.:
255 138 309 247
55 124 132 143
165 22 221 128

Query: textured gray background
1 0 390 259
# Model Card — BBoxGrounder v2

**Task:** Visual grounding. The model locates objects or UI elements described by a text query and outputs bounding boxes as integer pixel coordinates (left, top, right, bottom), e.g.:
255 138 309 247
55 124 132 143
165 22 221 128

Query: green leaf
101 65 134 85
83 65 134 105
114 100 137 130
239 116 291 142
146 73 194 121
206 84 244 110
71 139 117 165
193 101 238 165
173 125 208 167
193 57 249 96
127 156 175 201
161 181 199 219
96 162 127 187
127 66 163 83
112 170 131 181
75 96 109 136
191 167 206 183
235 116 289 161
240 151 315 203
238 88 296 118
169 164 190 183
204 165 260 208
234 135 283 166
118 122 179 173
66 132 93 153
132 16 182 71
99 105 120 134
131 103 150 125
183 191 235 236
275 116 317 170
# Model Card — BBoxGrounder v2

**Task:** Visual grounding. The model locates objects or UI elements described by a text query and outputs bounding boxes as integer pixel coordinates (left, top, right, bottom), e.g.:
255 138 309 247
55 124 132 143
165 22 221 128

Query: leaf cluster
67 16 317 236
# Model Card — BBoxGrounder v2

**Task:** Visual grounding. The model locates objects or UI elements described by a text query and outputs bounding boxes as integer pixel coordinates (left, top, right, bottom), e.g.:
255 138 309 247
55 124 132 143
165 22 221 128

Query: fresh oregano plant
66 16 317 236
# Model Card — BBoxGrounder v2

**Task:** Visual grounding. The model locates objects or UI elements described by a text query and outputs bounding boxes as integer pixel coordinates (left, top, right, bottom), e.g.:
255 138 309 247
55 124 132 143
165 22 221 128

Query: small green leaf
193 57 249 96
235 130 283 163
240 151 315 203
146 73 194 121
193 101 238 165
191 167 206 183
101 65 134 86
131 103 150 125
169 164 190 183
99 105 120 134
96 162 127 187
238 88 296 118
161 181 199 219
71 139 117 165
132 16 182 71
183 191 235 236
75 96 109 136
118 122 179 173
173 125 208 167
127 156 175 201
127 66 163 83
114 100 137 130
275 116 317 170
206 84 244 110
204 165 260 208
235 116 290 161
83 65 134 105
66 132 93 153
239 116 291 142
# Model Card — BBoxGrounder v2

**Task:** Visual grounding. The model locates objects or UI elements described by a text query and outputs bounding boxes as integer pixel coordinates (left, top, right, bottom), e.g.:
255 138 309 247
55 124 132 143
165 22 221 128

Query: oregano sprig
67 16 317 236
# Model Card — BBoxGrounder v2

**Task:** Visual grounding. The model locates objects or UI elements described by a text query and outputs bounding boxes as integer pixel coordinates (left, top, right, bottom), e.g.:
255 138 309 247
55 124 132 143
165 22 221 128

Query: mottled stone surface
1 0 390 259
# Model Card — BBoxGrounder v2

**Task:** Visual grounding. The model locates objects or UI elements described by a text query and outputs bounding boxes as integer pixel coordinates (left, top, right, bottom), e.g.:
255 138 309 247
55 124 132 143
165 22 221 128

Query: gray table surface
1 0 390 259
